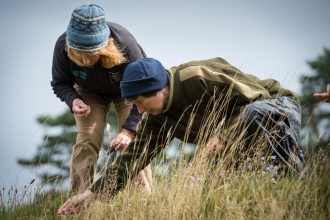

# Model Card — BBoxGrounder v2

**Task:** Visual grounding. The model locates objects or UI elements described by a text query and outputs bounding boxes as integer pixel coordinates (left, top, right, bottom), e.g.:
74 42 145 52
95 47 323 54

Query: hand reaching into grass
206 136 225 156
314 84 330 102
57 189 96 218
110 129 134 152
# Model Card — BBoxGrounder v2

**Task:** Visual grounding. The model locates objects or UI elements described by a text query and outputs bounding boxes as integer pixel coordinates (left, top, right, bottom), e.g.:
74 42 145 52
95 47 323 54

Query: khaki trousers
70 85 152 193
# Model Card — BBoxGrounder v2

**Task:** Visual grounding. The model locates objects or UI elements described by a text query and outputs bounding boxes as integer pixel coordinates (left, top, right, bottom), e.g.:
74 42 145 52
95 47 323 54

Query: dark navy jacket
51 22 146 131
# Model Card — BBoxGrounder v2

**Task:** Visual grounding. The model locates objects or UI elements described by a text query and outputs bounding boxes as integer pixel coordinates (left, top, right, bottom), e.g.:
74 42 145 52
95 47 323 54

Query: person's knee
75 132 103 152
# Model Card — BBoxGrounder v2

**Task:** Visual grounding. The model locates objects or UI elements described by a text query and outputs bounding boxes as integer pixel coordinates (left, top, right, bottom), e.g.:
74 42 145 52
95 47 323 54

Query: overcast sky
1 0 329 193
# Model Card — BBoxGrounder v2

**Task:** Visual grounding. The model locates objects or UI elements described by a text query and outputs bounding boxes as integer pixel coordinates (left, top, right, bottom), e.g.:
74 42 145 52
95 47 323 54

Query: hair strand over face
66 38 127 68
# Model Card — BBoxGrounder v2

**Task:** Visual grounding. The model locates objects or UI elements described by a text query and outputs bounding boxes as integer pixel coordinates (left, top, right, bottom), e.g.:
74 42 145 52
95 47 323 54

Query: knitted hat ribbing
66 4 110 52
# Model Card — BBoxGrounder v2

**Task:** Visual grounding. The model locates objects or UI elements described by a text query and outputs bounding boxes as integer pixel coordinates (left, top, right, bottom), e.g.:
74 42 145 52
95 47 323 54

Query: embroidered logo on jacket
72 70 87 80
109 71 122 83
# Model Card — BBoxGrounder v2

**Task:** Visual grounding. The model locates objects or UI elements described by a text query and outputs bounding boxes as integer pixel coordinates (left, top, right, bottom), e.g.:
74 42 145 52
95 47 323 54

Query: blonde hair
66 38 128 68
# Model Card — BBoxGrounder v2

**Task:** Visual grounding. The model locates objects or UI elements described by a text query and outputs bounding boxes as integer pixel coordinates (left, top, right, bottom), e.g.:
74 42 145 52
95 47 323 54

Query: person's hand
110 129 135 152
57 189 96 218
314 84 330 103
206 136 225 156
72 98 91 117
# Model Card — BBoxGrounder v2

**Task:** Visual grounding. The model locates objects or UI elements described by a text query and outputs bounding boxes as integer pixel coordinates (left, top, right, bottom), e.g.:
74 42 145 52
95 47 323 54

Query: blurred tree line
17 48 330 187
17 107 118 186
298 48 330 153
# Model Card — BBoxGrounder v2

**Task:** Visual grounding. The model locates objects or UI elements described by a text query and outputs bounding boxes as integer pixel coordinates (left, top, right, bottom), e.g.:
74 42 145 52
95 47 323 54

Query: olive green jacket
89 57 299 199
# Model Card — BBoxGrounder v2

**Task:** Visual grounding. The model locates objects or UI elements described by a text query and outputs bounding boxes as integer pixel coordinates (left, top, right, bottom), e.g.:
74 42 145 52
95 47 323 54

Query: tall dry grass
1 91 329 219
1 143 329 220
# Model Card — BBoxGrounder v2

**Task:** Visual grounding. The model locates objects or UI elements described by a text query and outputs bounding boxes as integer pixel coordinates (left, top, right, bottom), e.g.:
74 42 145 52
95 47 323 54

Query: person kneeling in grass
57 57 304 217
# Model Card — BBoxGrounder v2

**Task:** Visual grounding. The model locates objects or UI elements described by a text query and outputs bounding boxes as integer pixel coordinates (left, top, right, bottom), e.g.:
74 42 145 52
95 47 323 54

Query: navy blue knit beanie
66 4 110 52
120 58 169 98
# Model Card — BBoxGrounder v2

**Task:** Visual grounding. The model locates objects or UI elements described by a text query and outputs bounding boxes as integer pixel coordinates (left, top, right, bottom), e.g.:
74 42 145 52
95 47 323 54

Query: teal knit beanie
66 4 110 52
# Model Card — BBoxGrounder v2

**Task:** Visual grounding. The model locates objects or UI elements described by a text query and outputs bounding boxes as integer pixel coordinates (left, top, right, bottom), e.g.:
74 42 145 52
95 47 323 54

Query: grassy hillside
1 146 329 220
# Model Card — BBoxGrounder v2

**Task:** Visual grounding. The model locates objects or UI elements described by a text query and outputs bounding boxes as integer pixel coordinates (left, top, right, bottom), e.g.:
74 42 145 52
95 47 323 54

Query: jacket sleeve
50 34 82 112
138 43 147 58
107 22 146 130
120 36 147 62
121 104 142 132
117 39 145 132
88 113 169 202
107 22 147 61
124 41 147 61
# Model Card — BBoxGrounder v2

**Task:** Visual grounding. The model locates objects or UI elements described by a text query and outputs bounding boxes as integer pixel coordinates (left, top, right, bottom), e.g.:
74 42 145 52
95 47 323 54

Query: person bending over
51 4 152 193
57 57 304 217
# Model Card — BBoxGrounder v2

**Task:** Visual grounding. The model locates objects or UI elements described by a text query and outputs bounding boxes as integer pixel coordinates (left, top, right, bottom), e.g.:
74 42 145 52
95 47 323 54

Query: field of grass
1 145 329 220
